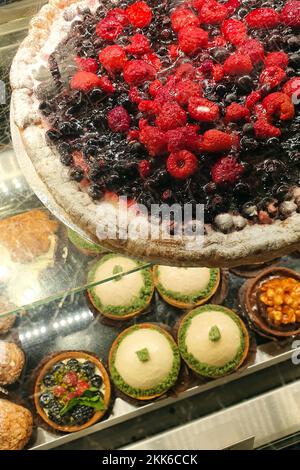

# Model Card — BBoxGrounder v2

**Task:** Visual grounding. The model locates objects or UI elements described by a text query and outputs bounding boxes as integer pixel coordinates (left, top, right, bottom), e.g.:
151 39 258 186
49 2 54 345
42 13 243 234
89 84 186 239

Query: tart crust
34 350 111 433
10 0 300 268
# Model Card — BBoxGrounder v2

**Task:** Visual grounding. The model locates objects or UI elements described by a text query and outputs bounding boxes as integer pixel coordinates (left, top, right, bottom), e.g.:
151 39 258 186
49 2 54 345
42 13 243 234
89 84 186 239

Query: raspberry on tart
10 0 300 266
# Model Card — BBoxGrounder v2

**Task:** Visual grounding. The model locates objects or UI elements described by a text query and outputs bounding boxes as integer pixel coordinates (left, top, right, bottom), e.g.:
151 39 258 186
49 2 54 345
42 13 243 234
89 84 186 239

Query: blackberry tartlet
109 323 181 400
34 351 111 432
154 265 220 308
87 254 154 320
178 305 249 378
11 0 300 266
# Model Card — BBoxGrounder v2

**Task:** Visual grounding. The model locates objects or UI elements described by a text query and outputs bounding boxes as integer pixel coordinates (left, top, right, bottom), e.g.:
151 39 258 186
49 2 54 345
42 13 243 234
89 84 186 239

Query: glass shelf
0 147 152 319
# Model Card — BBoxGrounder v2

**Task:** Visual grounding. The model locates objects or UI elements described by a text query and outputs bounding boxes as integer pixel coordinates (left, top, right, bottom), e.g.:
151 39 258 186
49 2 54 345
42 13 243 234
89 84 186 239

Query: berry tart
10 0 300 267
109 323 181 400
153 265 220 308
178 304 249 378
87 253 154 319
34 351 111 432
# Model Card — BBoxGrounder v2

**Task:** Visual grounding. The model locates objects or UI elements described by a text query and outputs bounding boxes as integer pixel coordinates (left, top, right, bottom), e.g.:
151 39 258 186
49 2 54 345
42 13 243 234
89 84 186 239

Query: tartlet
34 351 111 433
154 265 220 309
243 267 300 338
109 323 181 400
178 305 249 378
87 254 154 320
0 399 33 450
67 228 106 256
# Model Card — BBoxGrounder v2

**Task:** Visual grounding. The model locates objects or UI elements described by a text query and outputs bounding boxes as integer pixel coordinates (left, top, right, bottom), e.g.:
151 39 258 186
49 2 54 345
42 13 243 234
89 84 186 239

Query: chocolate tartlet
178 304 249 378
243 266 300 337
109 323 180 400
34 351 111 433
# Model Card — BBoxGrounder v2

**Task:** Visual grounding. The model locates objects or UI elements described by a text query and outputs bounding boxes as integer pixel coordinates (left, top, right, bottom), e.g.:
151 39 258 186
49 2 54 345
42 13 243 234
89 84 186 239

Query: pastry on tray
67 228 106 256
0 341 25 386
0 209 59 307
154 265 220 309
0 297 16 335
0 399 33 450
109 323 180 400
0 209 58 264
10 0 300 267
178 305 249 378
34 351 111 432
242 266 300 338
87 254 154 320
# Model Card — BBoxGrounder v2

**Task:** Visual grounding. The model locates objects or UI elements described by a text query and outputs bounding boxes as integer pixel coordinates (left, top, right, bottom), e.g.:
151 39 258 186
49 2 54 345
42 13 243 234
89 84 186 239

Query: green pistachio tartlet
67 228 106 256
154 266 220 309
178 305 249 378
87 254 154 320
109 323 181 400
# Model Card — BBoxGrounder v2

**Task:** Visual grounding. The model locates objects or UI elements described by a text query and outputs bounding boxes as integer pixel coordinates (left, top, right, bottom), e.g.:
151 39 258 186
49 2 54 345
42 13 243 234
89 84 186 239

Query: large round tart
34 351 111 433
109 323 181 400
178 305 249 378
10 0 300 268
154 266 220 309
87 254 154 320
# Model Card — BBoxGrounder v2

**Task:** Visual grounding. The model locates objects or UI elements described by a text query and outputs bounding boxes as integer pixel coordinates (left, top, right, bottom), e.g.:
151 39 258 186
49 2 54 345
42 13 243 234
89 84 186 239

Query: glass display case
2 1 300 452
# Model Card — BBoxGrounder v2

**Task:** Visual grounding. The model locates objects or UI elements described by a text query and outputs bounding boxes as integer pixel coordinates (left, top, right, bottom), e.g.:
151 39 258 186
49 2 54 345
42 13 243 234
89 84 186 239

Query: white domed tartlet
109 323 180 400
87 254 154 320
154 266 220 308
178 305 249 378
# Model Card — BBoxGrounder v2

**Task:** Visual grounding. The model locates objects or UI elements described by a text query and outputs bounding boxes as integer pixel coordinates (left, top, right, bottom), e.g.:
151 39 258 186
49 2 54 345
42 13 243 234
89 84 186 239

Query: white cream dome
157 266 214 295
114 328 175 390
92 256 145 307
184 310 242 367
